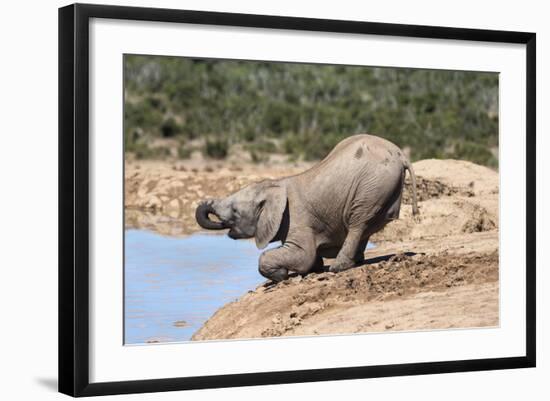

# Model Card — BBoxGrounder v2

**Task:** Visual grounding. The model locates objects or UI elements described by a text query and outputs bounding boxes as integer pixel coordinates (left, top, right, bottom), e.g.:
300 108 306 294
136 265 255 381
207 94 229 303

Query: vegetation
124 55 498 166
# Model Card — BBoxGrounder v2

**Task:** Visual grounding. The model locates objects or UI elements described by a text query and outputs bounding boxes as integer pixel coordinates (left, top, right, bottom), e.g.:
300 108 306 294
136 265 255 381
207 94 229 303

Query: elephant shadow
357 251 420 267
263 251 423 287
309 251 421 274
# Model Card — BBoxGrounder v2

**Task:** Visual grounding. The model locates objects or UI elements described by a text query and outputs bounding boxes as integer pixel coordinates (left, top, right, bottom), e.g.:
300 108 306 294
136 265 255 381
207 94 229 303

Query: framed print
58 3 536 397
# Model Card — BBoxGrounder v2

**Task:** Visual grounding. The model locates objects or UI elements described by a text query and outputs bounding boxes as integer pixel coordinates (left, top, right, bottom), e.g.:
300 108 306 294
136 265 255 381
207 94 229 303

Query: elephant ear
255 184 287 249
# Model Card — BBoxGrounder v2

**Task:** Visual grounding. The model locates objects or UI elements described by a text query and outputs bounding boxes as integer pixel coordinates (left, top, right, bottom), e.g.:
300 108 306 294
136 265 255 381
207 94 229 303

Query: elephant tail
404 160 419 216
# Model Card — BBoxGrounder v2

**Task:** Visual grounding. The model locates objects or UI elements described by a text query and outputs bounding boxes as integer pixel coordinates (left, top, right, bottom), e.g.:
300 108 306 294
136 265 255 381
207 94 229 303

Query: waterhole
124 230 272 344
124 228 374 344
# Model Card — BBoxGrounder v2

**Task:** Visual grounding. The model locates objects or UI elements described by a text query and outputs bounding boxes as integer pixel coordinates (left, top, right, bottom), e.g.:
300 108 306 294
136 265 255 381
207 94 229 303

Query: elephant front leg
259 243 318 282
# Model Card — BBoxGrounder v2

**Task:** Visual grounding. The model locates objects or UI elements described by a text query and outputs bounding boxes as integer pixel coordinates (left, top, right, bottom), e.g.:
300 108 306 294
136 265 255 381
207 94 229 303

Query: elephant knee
259 252 288 282
263 268 288 282
258 256 271 278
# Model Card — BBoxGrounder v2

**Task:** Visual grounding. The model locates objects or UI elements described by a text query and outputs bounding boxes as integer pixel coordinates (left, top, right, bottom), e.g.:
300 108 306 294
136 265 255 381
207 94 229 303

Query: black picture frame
58 3 536 397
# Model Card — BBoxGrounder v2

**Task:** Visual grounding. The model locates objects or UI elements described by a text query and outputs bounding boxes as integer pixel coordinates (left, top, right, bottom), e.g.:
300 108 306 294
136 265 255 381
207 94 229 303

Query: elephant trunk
195 201 226 230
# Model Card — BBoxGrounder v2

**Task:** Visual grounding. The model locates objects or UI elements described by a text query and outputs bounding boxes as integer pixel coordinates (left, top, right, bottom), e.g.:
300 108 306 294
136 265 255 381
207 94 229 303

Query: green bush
205 139 228 159
177 146 192 159
124 55 499 166
161 117 181 138
453 141 498 167
250 151 268 163
130 142 170 160
245 139 278 154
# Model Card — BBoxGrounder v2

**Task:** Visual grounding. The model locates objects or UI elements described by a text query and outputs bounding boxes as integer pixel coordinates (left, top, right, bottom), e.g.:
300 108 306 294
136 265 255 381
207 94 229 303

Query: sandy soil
192 247 498 339
124 157 499 339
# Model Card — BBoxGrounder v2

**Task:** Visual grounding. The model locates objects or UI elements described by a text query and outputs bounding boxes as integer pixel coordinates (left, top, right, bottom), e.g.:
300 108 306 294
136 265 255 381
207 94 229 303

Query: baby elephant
196 134 418 282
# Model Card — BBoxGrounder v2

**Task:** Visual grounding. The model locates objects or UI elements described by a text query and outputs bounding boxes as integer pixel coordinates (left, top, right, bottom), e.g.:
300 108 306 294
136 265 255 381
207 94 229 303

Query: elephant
195 134 418 282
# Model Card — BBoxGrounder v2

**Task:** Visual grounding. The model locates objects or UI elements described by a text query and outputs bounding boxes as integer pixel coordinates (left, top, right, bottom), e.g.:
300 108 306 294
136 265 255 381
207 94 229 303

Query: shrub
124 55 499 166
205 139 228 159
161 117 181 138
177 146 192 159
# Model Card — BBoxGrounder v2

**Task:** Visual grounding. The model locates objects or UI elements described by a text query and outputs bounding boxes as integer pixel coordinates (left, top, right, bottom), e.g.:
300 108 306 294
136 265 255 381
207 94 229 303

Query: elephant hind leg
330 226 367 273
353 236 370 265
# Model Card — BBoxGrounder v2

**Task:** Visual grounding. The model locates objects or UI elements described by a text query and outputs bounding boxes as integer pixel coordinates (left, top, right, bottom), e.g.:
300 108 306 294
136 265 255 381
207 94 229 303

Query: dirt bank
124 158 499 339
193 249 498 340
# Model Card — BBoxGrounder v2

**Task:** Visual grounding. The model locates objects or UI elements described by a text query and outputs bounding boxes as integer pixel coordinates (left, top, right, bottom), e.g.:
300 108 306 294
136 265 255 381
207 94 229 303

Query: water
124 229 374 345
124 230 271 345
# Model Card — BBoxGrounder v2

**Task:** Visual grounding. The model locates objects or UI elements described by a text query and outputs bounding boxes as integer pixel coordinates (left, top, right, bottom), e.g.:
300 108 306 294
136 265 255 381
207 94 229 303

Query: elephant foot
329 257 355 273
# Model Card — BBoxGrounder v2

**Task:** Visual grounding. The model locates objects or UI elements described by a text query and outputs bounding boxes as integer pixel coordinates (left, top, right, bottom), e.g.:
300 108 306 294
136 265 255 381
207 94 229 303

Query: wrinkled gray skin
196 134 419 282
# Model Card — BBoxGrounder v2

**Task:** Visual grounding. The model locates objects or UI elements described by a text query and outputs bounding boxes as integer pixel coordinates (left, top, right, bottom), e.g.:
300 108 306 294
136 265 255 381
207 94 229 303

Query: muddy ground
125 157 499 340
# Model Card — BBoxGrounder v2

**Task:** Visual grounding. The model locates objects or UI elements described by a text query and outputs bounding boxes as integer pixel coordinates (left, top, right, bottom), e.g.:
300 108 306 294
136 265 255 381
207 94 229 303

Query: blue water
124 230 271 345
124 229 375 345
